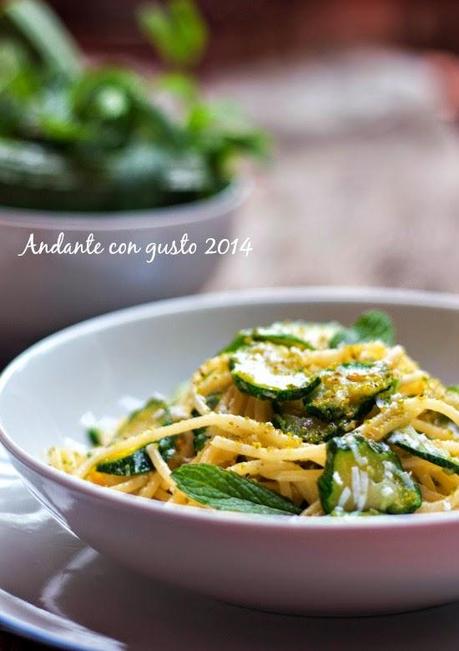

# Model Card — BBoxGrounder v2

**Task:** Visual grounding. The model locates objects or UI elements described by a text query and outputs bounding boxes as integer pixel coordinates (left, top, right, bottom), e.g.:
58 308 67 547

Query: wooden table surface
208 120 459 295
3 51 459 650
205 53 459 295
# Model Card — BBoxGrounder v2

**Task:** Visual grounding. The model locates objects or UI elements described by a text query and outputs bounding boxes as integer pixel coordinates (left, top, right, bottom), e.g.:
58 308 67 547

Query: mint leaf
138 0 208 68
330 310 395 347
154 71 198 104
4 0 83 78
447 385 459 394
352 310 395 344
172 464 302 515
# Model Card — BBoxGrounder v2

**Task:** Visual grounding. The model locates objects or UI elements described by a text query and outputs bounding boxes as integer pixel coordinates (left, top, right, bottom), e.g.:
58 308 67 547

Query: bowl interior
1 288 459 462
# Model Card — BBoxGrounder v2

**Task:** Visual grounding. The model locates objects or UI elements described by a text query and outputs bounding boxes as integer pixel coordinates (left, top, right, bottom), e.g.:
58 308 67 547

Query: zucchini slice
193 427 209 453
250 322 315 349
96 446 153 476
96 397 179 475
230 342 319 401
117 397 172 439
190 409 209 453
318 433 421 515
281 321 341 350
204 393 221 410
96 435 177 476
222 320 341 353
305 362 394 424
388 426 459 474
222 329 255 353
273 413 339 444
121 397 178 463
87 427 103 447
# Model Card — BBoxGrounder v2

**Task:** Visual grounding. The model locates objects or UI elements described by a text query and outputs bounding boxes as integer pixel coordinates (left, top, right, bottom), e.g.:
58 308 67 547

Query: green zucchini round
389 426 459 474
230 342 320 401
304 362 394 424
318 433 421 515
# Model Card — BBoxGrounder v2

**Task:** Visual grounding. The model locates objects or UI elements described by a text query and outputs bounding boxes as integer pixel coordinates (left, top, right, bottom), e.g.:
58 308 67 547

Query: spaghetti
48 311 459 517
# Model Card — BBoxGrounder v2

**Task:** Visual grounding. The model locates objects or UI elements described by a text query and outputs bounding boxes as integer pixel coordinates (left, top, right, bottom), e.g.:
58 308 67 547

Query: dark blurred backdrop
48 0 459 70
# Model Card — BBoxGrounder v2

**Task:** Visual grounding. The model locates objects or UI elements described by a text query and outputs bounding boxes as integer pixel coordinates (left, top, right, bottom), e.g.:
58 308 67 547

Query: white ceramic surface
0 182 246 356
2 287 459 616
4 446 459 651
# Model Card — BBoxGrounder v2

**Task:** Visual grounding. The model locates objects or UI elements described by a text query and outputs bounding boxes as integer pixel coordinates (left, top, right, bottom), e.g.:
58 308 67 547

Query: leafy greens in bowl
0 0 266 212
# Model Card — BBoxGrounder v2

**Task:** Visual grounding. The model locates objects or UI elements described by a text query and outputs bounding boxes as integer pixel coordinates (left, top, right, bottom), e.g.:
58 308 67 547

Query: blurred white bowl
2 287 459 616
0 182 247 357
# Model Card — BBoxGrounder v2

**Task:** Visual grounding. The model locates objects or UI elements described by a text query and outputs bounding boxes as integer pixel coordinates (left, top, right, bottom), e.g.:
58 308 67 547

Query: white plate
4 288 459 617
2 444 459 651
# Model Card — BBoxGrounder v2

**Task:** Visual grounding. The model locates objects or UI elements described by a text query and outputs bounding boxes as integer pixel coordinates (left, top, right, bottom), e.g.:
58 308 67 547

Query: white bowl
0 182 246 358
2 287 459 616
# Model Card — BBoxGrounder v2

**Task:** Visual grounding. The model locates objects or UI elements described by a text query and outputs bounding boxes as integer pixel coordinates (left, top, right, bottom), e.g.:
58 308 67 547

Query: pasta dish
49 310 459 517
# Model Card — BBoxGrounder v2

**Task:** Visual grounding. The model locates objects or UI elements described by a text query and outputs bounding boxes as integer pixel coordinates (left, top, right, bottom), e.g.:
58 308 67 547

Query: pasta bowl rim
2 285 459 531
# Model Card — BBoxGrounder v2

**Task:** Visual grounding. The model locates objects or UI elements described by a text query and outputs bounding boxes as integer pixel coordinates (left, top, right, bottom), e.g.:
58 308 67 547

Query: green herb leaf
447 385 459 394
138 0 208 68
187 101 270 164
330 310 395 348
3 0 82 78
155 71 198 104
172 464 302 515
0 0 266 211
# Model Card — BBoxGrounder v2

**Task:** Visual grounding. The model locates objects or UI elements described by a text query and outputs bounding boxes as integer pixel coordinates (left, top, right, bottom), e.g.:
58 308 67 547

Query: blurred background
43 0 459 294
3 0 459 368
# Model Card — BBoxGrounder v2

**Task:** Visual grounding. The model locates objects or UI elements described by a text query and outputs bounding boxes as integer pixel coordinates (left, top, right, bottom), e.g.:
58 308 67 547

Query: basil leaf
330 310 395 347
172 464 302 515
